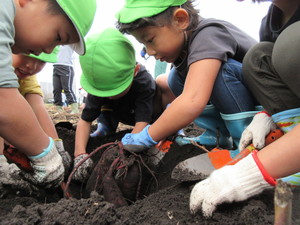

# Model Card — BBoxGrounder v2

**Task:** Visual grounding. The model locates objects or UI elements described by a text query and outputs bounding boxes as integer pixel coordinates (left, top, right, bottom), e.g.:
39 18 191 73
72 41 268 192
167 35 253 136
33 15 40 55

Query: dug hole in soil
0 105 300 225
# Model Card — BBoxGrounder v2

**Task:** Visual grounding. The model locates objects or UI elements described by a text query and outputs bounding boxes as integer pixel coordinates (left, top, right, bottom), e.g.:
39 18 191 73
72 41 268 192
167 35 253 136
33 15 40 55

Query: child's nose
43 46 56 54
146 46 156 56
25 63 34 74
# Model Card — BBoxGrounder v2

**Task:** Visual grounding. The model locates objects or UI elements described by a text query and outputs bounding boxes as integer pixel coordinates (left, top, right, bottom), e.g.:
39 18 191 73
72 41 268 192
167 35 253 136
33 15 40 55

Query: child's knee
156 73 170 92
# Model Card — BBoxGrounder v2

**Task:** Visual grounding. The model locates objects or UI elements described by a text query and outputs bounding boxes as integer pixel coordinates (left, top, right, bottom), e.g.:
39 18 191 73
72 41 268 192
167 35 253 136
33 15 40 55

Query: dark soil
1 118 300 225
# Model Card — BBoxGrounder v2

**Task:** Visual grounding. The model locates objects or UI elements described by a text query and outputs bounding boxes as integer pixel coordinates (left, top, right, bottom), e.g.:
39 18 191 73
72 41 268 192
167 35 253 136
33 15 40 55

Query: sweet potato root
102 162 128 208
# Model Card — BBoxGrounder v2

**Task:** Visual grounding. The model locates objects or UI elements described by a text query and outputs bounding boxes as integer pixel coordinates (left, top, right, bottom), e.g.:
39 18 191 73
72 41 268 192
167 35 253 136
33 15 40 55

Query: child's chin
17 74 29 80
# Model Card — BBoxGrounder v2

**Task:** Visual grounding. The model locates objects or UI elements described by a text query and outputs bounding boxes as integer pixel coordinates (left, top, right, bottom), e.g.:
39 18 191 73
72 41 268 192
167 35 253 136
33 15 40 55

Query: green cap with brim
116 0 187 23
80 28 136 97
28 46 60 63
56 0 97 55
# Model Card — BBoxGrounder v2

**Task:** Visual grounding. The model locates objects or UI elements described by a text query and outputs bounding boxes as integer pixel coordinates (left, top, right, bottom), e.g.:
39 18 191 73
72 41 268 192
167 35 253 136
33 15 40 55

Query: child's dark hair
116 0 199 34
47 0 67 15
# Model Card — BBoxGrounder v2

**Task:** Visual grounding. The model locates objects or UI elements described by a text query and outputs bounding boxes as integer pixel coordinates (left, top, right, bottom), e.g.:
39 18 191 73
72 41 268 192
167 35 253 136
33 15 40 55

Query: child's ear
19 0 31 7
134 64 140 77
173 8 190 30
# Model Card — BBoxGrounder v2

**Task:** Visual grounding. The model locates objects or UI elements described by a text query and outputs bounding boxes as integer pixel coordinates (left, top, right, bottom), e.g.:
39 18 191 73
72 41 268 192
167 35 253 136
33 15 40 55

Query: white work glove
23 138 64 189
189 150 276 217
239 111 277 151
0 156 38 195
73 153 93 182
54 139 72 176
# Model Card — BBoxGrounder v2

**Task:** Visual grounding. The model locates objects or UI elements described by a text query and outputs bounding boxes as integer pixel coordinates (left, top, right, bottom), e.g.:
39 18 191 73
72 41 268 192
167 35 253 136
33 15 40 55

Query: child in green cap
0 0 96 189
0 49 72 192
73 28 164 182
116 0 261 153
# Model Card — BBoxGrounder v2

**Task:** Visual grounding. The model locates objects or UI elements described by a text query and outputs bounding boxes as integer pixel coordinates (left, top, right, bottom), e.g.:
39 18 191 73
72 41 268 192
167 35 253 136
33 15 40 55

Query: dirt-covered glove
239 111 277 151
73 153 93 182
189 150 276 217
121 125 158 152
23 137 64 189
54 139 72 176
0 156 38 195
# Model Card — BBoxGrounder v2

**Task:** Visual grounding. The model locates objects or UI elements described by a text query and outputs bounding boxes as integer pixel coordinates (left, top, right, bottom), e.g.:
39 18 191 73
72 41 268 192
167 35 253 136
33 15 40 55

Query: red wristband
256 111 271 117
251 150 277 186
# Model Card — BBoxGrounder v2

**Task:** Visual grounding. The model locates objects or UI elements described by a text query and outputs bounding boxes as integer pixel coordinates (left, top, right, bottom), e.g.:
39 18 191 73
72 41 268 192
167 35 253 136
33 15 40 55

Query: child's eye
147 37 154 44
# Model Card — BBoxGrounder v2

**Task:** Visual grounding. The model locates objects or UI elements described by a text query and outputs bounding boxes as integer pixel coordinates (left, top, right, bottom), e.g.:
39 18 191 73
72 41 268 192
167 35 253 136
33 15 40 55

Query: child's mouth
16 68 30 79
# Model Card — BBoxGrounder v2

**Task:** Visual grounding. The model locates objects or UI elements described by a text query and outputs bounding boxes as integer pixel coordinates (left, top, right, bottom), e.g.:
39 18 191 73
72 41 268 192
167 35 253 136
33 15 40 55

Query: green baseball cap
28 46 60 63
56 0 97 55
116 0 187 23
80 28 136 97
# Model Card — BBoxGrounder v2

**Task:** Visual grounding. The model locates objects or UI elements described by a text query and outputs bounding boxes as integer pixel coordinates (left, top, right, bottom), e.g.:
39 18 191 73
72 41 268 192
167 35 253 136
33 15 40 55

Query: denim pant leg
210 59 257 114
168 60 257 114
167 67 184 97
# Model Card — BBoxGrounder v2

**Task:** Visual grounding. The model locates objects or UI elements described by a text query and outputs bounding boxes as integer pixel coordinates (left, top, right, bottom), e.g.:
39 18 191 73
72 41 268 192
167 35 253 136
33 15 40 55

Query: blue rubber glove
121 125 158 152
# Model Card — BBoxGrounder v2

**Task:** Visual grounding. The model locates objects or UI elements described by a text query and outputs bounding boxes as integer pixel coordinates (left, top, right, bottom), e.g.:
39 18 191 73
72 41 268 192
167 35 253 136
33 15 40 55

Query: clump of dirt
0 105 300 225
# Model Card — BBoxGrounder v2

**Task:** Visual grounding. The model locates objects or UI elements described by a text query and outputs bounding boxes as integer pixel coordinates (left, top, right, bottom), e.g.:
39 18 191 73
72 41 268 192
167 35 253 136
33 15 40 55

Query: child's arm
259 123 300 178
131 121 148 133
25 93 72 174
189 123 300 217
0 88 64 187
74 119 92 157
0 88 50 155
73 118 94 182
0 137 4 155
25 93 58 139
149 59 222 142
121 59 222 149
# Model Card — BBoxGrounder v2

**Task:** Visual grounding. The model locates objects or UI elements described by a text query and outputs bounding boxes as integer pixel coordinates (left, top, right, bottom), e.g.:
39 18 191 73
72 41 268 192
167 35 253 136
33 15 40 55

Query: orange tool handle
156 140 173 153
3 146 33 172
265 129 284 145
227 128 284 166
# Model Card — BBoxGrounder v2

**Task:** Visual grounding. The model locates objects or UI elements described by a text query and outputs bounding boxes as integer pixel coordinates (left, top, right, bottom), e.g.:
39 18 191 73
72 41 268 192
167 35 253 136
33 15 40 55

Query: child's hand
239 111 277 151
23 138 64 189
0 156 39 194
73 153 93 183
54 139 72 176
189 151 276 217
121 125 158 152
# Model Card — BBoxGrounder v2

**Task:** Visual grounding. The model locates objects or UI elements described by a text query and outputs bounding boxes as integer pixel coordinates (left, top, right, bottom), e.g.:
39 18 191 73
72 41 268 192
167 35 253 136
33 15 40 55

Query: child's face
12 0 79 55
107 84 131 100
12 54 46 79
131 24 185 63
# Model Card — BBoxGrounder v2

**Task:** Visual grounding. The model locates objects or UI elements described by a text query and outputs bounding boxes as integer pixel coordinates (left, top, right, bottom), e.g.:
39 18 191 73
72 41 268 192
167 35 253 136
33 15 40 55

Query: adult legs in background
60 66 77 105
52 67 63 107
243 22 300 115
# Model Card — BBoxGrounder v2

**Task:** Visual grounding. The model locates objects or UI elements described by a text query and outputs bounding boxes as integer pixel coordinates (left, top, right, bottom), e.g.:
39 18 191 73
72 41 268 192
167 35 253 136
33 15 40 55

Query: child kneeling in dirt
116 0 260 153
73 28 165 182
0 50 72 192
